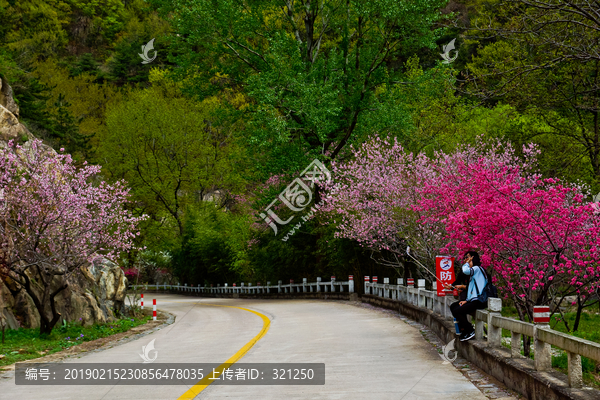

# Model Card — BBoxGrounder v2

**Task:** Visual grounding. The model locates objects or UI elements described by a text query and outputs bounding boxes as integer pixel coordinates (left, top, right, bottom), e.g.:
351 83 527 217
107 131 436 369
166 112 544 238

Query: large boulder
0 258 129 330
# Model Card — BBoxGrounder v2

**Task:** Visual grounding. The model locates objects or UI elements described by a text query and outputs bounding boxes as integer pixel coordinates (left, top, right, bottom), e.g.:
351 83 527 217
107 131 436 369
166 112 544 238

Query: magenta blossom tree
322 136 600 331
0 140 145 335
417 142 600 325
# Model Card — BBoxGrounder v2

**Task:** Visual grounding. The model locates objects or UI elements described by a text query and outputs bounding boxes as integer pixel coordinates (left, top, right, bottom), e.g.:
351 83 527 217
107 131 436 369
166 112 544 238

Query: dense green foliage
1 0 598 291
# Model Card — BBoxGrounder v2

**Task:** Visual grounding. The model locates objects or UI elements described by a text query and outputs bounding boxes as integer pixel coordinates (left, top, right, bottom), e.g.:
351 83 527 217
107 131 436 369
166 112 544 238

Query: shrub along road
0 294 487 399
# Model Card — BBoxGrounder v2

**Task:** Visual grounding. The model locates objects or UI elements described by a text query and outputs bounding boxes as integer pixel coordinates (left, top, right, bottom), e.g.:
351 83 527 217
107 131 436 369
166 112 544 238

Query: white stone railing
475 299 600 389
130 275 355 295
363 276 455 320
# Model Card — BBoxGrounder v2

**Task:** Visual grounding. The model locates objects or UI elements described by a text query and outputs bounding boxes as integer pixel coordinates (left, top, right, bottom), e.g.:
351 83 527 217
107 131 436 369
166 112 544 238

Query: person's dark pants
450 300 486 334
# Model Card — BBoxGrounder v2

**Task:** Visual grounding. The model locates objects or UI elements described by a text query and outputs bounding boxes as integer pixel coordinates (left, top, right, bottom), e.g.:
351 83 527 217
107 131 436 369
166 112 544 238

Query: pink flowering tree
322 136 600 332
417 142 600 327
0 140 145 335
319 136 444 276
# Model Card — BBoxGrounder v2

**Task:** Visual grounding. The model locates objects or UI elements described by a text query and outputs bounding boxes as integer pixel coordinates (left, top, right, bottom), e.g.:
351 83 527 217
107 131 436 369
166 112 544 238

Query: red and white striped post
533 305 552 371
348 275 354 293
152 299 157 321
533 306 550 324
407 278 415 287
140 293 144 310
373 276 378 283
364 276 370 295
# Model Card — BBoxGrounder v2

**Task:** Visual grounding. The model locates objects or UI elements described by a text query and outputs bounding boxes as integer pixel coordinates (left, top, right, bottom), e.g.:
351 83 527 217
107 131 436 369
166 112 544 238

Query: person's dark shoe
460 330 475 341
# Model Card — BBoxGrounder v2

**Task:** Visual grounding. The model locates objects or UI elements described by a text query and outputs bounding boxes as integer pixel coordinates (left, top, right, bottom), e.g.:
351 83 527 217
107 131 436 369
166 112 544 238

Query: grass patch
552 353 600 389
550 312 600 343
501 306 600 344
0 316 151 367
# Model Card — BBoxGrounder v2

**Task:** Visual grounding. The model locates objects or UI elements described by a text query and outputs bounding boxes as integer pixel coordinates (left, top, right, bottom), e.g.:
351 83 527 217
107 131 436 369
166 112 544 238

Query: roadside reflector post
533 305 552 372
140 293 144 310
152 299 157 321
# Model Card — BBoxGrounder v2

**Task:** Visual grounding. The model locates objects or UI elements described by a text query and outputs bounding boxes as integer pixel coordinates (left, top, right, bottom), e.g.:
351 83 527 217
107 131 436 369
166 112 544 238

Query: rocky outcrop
0 76 19 117
0 77 34 142
0 258 128 330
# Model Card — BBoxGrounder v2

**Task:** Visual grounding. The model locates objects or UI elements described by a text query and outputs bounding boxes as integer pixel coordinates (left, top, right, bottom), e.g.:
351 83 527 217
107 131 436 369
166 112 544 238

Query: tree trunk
14 268 69 336
573 296 584 332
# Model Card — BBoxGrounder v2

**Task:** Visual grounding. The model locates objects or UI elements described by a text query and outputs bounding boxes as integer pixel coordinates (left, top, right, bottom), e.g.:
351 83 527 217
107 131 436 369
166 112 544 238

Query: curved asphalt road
0 294 486 399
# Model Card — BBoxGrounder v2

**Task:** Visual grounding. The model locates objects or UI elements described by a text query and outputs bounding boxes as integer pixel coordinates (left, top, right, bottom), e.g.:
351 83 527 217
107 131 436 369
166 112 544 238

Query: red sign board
436 256 455 297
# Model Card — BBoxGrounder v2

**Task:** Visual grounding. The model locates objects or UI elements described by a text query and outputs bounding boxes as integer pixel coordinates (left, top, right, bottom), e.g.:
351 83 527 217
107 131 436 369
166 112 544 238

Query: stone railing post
383 278 389 298
317 277 321 292
487 298 502 346
372 276 378 296
277 280 281 293
567 351 583 388
348 275 354 293
511 330 522 358
417 279 425 307
330 276 335 293
533 306 552 371
364 276 369 295
407 278 414 304
397 278 403 301
303 278 307 293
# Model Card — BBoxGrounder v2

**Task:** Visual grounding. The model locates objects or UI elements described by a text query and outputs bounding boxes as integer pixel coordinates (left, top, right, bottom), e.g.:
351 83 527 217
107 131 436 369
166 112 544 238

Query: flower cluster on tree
0 139 145 334
322 136 600 328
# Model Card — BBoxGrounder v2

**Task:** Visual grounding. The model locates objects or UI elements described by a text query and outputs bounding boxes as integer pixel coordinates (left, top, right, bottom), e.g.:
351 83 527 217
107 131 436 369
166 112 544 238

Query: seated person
443 251 487 341
451 270 469 302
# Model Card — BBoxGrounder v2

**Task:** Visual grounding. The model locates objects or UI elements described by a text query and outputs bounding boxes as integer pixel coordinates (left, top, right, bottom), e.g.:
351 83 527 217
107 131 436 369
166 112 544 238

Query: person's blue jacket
462 263 487 302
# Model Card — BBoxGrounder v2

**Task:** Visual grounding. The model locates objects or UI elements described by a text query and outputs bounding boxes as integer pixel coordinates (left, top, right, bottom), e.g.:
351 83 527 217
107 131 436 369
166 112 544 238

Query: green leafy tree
151 0 448 173
172 204 253 285
97 87 245 237
463 0 600 188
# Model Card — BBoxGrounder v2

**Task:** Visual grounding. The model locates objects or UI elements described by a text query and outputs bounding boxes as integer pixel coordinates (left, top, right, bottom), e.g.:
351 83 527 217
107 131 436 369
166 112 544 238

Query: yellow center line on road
176 304 271 400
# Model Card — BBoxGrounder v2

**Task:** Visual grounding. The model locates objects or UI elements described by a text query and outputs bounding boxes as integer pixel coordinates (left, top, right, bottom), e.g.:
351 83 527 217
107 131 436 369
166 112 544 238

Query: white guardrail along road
131 276 600 389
